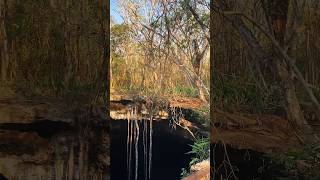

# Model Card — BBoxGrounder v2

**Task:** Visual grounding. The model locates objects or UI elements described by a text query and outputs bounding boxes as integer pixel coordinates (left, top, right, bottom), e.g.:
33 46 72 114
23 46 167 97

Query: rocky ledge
0 96 109 180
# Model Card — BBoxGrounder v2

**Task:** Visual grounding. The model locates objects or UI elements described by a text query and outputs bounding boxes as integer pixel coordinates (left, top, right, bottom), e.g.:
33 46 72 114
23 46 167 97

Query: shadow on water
111 120 193 180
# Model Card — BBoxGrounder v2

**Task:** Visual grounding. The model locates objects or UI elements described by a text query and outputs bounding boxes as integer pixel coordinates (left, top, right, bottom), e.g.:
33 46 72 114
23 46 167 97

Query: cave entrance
111 120 193 180
211 143 282 180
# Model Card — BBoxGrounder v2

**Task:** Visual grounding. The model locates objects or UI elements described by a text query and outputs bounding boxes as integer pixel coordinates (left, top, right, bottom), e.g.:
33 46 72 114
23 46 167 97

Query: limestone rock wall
0 97 110 180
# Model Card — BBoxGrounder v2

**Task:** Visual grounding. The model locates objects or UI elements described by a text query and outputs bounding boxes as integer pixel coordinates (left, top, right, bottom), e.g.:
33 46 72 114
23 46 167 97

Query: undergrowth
213 75 282 113
169 85 198 98
181 138 210 178
267 144 320 180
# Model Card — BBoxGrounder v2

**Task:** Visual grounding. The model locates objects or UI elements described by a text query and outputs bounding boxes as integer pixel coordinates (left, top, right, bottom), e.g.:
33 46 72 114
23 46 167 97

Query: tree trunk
210 0 215 127
268 0 306 128
63 0 73 89
0 0 9 82
192 40 208 102
95 0 109 106
195 78 207 102
215 0 309 130
277 61 305 127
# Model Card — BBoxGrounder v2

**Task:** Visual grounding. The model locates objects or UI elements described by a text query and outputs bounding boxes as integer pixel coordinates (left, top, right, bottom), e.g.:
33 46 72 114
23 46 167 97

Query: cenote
211 144 284 180
110 120 194 180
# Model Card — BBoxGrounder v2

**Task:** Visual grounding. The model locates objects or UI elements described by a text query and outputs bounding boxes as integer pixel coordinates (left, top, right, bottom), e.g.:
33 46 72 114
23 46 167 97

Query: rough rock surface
0 95 110 180
212 109 300 153
110 94 209 141
182 160 210 180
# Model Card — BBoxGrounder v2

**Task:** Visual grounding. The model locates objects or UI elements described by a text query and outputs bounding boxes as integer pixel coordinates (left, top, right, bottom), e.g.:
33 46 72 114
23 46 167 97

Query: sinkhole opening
211 143 283 180
0 174 8 180
111 120 194 180
0 120 73 139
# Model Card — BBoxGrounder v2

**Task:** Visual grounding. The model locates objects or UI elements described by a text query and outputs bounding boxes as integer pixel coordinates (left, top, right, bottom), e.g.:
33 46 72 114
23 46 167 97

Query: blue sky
110 0 123 24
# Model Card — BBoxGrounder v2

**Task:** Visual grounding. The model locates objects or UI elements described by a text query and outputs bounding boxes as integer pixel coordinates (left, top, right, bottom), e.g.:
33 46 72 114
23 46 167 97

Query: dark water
0 174 8 180
211 144 283 180
111 120 193 180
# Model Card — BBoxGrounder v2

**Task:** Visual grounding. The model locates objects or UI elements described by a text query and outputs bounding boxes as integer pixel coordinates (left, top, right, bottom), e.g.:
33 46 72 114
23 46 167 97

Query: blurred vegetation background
212 0 320 115
0 0 108 104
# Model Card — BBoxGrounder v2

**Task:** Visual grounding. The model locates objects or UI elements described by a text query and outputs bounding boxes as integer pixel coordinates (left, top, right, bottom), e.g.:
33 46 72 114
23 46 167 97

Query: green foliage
181 138 210 178
187 138 210 165
267 144 320 179
180 168 189 178
111 24 130 56
184 107 210 128
169 85 198 98
213 75 282 113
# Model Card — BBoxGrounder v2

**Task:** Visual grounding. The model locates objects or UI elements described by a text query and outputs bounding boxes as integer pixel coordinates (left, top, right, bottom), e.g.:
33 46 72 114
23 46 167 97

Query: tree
0 0 9 82
1 0 107 99
114 0 210 102
212 0 320 134
266 0 306 128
